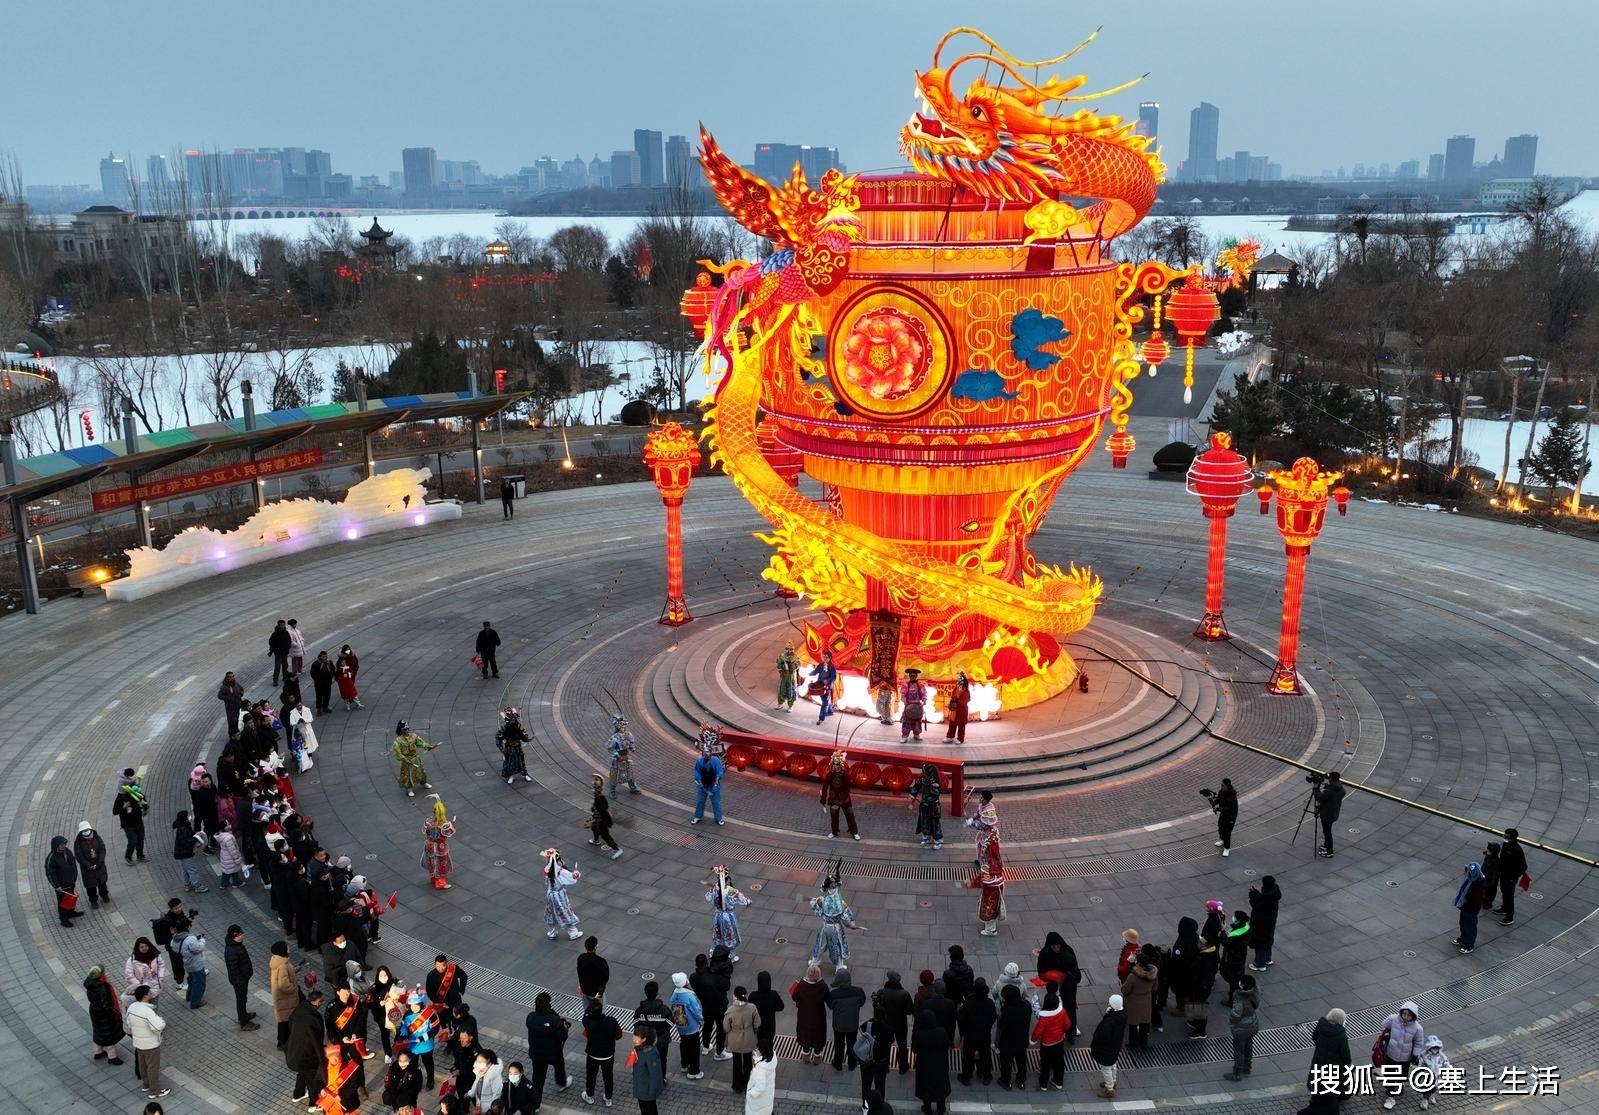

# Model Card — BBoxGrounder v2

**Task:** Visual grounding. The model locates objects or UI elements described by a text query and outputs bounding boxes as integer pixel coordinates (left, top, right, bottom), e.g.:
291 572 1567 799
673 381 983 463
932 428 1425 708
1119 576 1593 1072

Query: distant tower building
304 149 332 197
1248 155 1268 182
1503 134 1537 178
356 217 400 269
634 129 664 187
588 154 610 190
1233 150 1250 181
665 134 693 187
534 156 561 192
612 149 641 188
1443 135 1475 182
402 147 439 199
1136 101 1159 143
1396 159 1420 180
99 153 131 206
1426 153 1444 181
144 154 175 197
1187 102 1219 182
561 155 589 191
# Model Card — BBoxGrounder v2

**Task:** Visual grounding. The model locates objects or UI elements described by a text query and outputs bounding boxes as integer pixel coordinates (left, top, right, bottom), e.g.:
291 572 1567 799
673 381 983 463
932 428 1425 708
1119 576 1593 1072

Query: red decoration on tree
80 408 95 443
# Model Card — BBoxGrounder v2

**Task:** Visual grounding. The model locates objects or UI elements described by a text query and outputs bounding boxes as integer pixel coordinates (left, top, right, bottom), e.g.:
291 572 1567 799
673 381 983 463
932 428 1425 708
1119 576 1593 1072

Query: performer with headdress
390 721 436 798
421 797 456 890
696 720 726 758
810 651 838 723
808 859 866 968
944 671 971 744
873 680 895 725
541 848 583 940
606 714 639 797
907 763 944 849
775 643 801 712
819 750 860 840
899 668 928 741
966 789 999 865
706 865 751 961
972 834 1006 936
496 707 532 785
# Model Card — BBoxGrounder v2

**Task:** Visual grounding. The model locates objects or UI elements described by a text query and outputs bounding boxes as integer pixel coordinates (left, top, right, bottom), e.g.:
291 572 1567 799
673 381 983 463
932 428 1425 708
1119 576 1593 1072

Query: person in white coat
468 1049 504 1112
125 985 170 1100
286 619 307 674
744 1047 777 1115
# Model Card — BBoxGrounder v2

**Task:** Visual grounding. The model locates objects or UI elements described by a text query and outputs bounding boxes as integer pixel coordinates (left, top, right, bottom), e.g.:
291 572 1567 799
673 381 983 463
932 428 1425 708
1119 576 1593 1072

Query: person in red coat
1116 929 1140 983
1031 988 1070 1090
944 672 971 744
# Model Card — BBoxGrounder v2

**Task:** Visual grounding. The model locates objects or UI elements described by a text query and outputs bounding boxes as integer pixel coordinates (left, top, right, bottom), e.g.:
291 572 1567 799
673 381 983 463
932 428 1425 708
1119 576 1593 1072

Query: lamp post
1185 432 1255 640
1257 456 1350 694
643 422 700 626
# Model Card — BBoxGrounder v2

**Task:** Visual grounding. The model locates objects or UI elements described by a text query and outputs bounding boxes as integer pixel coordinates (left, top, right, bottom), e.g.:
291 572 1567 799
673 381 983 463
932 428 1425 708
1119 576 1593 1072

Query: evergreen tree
1526 408 1592 490
330 359 361 404
1208 376 1281 457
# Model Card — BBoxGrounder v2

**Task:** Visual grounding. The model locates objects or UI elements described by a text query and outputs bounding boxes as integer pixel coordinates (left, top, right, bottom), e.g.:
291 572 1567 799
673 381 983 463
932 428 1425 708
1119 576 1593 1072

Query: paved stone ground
2 416 1598 1114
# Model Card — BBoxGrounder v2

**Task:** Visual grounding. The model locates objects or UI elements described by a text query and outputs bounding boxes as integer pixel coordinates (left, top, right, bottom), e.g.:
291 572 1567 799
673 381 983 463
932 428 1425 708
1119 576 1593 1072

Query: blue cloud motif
951 369 1019 402
1009 308 1070 371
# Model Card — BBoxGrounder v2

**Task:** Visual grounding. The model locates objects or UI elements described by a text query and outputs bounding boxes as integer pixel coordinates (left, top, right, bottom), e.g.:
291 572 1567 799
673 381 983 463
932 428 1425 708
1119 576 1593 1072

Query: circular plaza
3 420 1598 1115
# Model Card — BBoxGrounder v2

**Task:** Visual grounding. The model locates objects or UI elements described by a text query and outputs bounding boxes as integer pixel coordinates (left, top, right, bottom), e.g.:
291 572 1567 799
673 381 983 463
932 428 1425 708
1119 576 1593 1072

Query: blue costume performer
808 859 866 967
707 865 751 961
541 847 583 940
810 652 838 723
607 714 639 796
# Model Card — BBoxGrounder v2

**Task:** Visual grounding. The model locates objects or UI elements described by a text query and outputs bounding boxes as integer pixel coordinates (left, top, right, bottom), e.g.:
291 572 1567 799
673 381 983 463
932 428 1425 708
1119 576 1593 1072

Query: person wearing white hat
1090 994 1127 1098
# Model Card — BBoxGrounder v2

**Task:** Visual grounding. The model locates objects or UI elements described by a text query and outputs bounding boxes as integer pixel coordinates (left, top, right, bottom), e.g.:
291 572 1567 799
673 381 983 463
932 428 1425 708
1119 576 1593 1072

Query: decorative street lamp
643 422 701 626
1257 456 1350 694
1185 432 1255 640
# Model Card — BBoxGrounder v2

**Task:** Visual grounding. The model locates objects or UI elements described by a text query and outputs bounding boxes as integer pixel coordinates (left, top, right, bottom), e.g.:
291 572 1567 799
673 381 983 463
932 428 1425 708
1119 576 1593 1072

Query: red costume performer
819 751 859 839
972 835 1005 935
944 672 971 743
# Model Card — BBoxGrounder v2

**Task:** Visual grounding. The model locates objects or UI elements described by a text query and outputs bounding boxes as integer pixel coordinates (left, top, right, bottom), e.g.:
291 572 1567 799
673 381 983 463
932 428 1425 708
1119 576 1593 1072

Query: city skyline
4 0 1594 189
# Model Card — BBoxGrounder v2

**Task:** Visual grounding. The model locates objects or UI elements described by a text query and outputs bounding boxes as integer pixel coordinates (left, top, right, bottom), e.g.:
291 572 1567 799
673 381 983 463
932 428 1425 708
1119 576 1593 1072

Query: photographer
1311 771 1345 857
1208 779 1238 858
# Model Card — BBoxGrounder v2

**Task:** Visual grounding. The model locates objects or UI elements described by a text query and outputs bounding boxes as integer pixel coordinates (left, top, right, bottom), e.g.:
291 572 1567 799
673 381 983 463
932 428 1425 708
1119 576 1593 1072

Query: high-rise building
1396 159 1420 180
304 150 332 179
144 154 175 197
534 156 561 193
752 143 844 185
1503 134 1537 178
611 149 641 188
1232 150 1250 181
280 147 307 176
1443 135 1475 182
99 153 131 205
1426 153 1444 181
1249 155 1268 182
588 155 610 190
388 171 406 190
561 156 589 191
402 147 440 199
634 129 664 187
1186 102 1219 182
665 134 693 186
250 150 284 196
1215 155 1235 183
1136 102 1159 143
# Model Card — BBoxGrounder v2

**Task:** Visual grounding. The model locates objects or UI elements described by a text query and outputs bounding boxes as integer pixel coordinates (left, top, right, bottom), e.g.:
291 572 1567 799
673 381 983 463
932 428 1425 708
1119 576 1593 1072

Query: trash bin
505 474 526 499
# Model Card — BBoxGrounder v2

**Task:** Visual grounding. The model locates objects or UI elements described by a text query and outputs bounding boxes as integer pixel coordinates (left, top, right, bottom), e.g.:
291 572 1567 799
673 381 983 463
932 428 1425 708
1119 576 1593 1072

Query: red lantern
680 271 716 333
1140 331 1170 374
785 754 818 779
880 765 913 792
757 749 784 774
1107 429 1136 469
1165 284 1221 404
726 743 754 771
849 761 881 789
1333 486 1351 516
1257 485 1273 515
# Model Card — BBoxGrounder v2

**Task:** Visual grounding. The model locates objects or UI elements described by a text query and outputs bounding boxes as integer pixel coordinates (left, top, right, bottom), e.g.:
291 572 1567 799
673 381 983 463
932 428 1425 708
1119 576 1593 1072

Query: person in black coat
1220 911 1252 1006
83 967 126 1062
502 1060 539 1114
1297 1008 1351 1114
858 1012 893 1106
1036 931 1081 1042
269 620 293 685
1212 778 1239 855
381 1051 425 1111
748 971 784 1061
475 621 502 679
690 951 730 1057
223 925 260 1030
284 990 327 1102
955 977 995 1085
911 1009 951 1113
308 653 337 714
994 983 1030 1090
1495 828 1529 925
1247 876 1282 970
576 937 610 1010
448 1027 481 1098
922 979 956 1046
941 945 974 1008
1169 916 1202 1013
634 981 673 1081
1090 996 1128 1098
44 835 80 927
73 824 111 907
426 955 467 1010
524 991 570 1106
875 970 915 1074
112 779 148 863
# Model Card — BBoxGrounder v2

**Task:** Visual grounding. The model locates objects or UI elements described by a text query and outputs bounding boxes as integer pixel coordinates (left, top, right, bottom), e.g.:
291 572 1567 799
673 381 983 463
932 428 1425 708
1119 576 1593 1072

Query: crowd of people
41 614 1535 1115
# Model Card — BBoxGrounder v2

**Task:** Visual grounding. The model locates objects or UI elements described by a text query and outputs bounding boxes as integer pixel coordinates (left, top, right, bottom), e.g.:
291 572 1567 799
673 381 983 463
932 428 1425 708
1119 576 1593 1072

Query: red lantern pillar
643 423 701 626
1258 457 1350 694
1185 432 1254 640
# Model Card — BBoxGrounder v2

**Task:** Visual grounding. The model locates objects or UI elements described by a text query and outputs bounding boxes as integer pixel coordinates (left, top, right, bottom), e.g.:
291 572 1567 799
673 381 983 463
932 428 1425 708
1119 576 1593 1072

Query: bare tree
492 219 537 264
548 224 610 273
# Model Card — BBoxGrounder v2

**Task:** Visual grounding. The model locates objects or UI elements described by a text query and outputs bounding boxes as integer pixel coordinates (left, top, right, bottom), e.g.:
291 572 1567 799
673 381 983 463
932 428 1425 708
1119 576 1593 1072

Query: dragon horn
932 25 1100 71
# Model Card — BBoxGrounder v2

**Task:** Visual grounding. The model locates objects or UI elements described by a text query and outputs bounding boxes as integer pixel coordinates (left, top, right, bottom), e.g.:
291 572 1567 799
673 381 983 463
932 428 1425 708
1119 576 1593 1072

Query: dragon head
899 27 1162 204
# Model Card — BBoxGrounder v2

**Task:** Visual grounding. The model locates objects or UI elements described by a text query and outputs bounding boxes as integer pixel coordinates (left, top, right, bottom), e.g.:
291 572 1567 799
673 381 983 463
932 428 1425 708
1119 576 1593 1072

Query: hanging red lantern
849 761 881 789
1107 429 1136 469
680 271 716 334
1165 284 1221 404
756 749 784 773
1140 331 1170 374
80 408 95 443
726 743 754 771
785 753 818 779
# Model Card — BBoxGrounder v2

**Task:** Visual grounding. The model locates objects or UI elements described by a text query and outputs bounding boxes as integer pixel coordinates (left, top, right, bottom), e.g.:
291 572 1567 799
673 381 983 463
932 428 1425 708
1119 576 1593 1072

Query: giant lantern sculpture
1185 432 1255 640
643 423 700 626
687 27 1204 707
1257 457 1350 694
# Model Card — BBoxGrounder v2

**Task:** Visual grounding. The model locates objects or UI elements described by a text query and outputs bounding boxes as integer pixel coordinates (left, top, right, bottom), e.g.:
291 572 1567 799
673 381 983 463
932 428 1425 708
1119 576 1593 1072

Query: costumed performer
973 834 1006 936
606 714 639 796
775 643 801 712
706 865 751 961
966 789 999 865
907 763 943 849
420 796 456 890
497 706 532 784
944 671 971 744
808 859 866 968
541 847 583 940
390 721 436 797
810 651 838 724
899 668 928 741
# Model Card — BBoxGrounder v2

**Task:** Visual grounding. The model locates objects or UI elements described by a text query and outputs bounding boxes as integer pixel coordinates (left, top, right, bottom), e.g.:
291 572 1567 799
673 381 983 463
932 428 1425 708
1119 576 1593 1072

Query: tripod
1291 786 1324 855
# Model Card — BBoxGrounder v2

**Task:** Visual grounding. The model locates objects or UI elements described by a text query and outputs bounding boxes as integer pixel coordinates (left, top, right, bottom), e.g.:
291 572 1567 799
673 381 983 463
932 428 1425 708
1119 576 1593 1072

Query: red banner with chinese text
91 449 325 512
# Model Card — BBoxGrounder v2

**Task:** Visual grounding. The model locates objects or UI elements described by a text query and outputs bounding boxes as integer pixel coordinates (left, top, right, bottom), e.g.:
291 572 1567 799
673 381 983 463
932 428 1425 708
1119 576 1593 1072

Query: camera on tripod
1198 787 1215 799
1305 772 1326 785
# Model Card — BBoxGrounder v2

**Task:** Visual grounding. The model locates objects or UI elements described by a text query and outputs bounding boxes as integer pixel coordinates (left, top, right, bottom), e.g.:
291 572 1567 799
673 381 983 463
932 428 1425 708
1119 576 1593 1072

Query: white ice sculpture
104 468 461 602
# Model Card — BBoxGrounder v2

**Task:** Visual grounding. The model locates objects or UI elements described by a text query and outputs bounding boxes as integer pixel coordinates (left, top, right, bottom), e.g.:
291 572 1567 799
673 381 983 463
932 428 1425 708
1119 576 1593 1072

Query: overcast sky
7 0 1593 184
